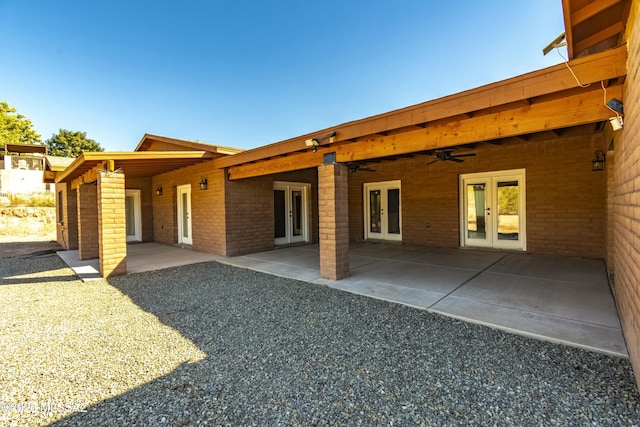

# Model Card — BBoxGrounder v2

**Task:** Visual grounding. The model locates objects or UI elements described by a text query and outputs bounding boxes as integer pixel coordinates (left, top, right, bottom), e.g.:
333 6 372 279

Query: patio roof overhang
135 133 244 155
4 143 47 155
55 151 215 189
216 45 627 180
562 0 631 59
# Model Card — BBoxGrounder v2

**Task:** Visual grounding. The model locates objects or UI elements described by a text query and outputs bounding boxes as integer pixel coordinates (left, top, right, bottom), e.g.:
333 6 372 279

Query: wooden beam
216 45 627 169
574 22 625 56
227 150 327 180
571 0 622 26
71 168 99 190
228 85 622 180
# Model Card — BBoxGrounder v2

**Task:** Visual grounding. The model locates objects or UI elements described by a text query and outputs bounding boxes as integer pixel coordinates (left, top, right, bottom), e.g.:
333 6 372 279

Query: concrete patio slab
430 296 628 357
350 259 479 295
488 252 609 285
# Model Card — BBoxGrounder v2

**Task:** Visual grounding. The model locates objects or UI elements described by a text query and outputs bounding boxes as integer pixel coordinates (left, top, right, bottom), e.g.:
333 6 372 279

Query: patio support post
97 169 127 277
76 183 99 260
318 162 350 280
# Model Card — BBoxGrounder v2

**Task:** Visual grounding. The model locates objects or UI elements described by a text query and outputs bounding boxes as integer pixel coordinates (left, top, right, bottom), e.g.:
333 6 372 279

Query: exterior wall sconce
199 177 208 190
156 186 163 196
592 150 606 171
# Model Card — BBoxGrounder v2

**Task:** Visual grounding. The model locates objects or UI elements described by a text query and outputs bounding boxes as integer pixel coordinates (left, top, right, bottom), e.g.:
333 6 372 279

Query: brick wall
318 163 350 280
612 0 640 389
125 177 154 242
97 171 127 277
77 183 99 260
152 161 227 256
348 130 606 257
55 183 78 250
224 169 318 256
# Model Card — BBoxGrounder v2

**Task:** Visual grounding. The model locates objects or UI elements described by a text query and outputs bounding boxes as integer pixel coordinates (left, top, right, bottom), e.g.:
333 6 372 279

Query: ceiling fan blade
426 159 440 165
360 167 376 172
447 157 464 163
450 153 476 158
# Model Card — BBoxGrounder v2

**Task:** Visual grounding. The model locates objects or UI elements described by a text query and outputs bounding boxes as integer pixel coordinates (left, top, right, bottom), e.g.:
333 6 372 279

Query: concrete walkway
57 241 628 358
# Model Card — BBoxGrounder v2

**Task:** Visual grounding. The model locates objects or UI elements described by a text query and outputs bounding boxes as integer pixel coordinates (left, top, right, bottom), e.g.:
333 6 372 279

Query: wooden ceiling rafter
571 0 623 26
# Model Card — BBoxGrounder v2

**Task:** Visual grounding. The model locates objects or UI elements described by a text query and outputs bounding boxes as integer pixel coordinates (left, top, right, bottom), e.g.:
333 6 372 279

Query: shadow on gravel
0 240 61 258
52 261 640 425
0 243 76 285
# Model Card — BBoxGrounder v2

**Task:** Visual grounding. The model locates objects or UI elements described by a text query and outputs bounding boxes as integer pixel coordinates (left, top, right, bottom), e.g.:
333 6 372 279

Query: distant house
49 1 640 389
1 144 50 200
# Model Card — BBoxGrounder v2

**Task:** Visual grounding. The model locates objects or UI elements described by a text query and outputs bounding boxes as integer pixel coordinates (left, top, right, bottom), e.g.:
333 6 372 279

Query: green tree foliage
45 129 104 157
498 186 519 215
0 101 42 148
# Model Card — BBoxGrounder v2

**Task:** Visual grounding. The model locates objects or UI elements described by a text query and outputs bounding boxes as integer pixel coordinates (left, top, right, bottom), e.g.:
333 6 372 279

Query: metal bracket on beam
323 152 336 165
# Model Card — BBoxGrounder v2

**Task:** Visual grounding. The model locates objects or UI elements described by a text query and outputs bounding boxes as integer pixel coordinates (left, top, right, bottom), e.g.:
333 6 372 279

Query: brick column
97 170 127 277
77 183 99 260
318 162 350 280
66 187 79 250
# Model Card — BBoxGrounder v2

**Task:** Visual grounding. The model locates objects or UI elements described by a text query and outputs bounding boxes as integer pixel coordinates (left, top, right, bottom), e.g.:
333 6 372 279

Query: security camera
305 138 319 147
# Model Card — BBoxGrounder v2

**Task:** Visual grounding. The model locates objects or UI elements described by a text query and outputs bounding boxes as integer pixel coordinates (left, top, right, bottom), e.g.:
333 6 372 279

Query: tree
0 101 42 148
45 129 104 157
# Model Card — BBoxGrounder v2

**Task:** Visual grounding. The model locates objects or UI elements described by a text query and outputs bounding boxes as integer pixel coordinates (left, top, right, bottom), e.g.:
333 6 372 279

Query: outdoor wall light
199 176 208 190
606 98 624 131
592 150 606 171
156 186 163 196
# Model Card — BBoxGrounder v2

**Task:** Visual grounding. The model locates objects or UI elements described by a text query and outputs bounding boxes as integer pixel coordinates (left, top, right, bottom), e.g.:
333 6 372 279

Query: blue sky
0 1 566 152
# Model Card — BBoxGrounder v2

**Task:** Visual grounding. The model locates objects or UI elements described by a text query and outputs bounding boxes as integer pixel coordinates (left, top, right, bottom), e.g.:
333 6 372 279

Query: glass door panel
274 190 286 239
369 190 381 234
125 196 135 236
387 188 400 235
497 180 519 241
124 189 141 242
292 190 302 237
467 183 487 240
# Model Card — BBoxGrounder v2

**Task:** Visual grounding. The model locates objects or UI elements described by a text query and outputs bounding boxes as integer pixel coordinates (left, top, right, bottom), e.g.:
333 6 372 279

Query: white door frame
125 189 142 242
274 181 310 245
363 180 402 241
459 169 526 250
177 184 193 245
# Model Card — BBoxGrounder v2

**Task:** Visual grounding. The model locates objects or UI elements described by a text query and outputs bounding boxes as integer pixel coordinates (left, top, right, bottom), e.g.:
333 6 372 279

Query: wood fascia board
228 85 622 180
43 170 56 183
217 45 626 169
135 133 244 154
562 0 575 58
55 151 211 184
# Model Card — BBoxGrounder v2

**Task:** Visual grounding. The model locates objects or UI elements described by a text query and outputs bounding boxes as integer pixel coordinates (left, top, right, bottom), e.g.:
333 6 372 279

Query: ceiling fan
427 149 476 165
346 162 376 173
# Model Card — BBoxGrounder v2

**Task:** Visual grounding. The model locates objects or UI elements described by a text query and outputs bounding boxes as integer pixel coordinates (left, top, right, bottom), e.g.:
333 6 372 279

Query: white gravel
1 246 639 426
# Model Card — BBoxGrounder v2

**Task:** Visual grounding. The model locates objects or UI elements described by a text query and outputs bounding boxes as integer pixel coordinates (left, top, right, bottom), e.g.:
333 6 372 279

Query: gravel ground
1 247 639 426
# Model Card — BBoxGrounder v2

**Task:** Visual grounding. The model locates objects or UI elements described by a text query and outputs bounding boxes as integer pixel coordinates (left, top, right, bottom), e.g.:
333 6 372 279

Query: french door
274 182 310 245
363 180 402 241
177 184 192 245
459 169 526 250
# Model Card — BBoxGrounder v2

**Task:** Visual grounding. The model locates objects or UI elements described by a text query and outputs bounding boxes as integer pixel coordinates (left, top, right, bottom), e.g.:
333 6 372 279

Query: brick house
51 1 640 386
